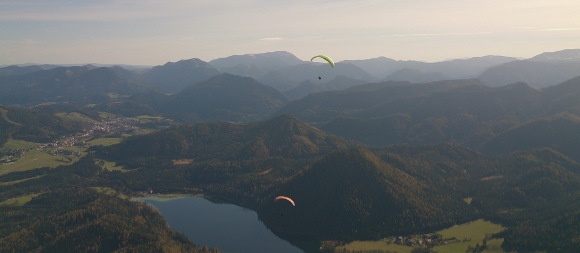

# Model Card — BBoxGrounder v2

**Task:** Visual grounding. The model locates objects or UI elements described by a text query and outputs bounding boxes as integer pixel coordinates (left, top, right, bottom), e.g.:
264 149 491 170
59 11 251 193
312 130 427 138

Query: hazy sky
1 0 579 65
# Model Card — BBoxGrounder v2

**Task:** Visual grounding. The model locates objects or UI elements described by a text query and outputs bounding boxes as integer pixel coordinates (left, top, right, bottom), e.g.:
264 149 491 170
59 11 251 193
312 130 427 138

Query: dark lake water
140 196 304 253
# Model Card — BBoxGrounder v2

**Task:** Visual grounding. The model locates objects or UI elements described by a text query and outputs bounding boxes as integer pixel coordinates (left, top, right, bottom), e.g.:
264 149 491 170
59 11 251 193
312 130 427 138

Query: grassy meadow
90 187 129 199
0 175 44 186
2 139 37 150
336 239 414 253
434 219 505 252
55 112 97 123
87 137 122 147
335 219 506 253
95 159 126 172
1 137 122 176
0 193 40 207
0 150 70 176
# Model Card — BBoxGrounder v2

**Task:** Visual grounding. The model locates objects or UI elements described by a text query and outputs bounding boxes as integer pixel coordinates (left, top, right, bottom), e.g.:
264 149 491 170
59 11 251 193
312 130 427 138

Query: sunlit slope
0 106 85 147
0 188 217 253
101 114 349 161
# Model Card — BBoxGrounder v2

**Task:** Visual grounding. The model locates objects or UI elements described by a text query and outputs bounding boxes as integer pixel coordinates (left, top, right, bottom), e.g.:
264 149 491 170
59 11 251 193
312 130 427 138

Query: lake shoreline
138 195 306 253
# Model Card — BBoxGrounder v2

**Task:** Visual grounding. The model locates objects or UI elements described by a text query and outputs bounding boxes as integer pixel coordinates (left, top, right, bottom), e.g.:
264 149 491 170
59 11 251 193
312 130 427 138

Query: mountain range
0 65 144 106
91 114 580 252
158 73 288 122
1 50 579 159
1 48 580 252
2 49 579 100
140 58 221 93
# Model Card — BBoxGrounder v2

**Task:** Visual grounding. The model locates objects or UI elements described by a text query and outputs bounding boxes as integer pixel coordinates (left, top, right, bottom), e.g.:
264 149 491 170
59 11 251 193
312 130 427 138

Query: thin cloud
0 1 183 21
383 32 492 38
512 26 538 29
536 27 580 31
258 37 283 41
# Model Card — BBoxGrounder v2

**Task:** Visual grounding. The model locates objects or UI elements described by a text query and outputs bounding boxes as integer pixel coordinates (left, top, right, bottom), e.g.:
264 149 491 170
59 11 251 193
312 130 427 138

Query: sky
1 0 580 66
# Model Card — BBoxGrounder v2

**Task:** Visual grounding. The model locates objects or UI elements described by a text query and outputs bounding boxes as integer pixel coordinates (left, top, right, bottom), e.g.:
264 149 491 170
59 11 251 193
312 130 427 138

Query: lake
140 196 305 253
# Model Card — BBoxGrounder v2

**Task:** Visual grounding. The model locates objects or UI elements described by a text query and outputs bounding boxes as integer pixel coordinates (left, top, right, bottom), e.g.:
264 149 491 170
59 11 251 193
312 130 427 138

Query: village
0 117 136 166
319 232 469 252
390 233 460 247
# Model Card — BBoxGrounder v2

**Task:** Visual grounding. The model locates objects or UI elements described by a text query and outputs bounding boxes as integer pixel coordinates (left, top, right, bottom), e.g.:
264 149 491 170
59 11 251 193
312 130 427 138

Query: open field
0 193 40 207
55 112 97 123
336 219 506 253
434 219 505 252
1 136 124 176
0 175 44 186
128 128 156 136
463 197 473 204
87 137 122 147
95 159 126 172
2 139 37 149
0 150 71 176
90 187 129 199
336 239 413 253
132 115 166 121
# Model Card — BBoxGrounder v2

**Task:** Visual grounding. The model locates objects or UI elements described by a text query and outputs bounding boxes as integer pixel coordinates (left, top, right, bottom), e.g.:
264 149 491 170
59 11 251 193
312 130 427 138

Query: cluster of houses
1 118 136 165
0 149 24 165
392 233 452 248
87 118 136 136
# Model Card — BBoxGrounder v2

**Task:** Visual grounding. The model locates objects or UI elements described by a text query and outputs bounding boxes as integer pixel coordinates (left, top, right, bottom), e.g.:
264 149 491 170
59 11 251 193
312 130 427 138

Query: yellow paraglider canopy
310 55 334 68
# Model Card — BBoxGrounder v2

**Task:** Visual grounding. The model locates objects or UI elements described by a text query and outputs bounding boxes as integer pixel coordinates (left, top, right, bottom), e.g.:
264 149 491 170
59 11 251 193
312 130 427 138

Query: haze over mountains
1 48 580 253
1 49 579 154
3 49 579 96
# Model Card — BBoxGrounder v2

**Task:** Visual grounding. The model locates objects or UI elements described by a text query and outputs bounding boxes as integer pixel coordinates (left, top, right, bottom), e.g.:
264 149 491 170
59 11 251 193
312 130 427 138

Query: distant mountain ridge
283 75 368 100
258 62 375 92
0 66 144 106
343 55 517 80
478 49 580 88
478 60 580 88
159 73 288 123
383 68 450 83
209 51 304 79
141 58 221 93
274 76 580 161
2 48 578 106
530 48 580 62
0 65 45 77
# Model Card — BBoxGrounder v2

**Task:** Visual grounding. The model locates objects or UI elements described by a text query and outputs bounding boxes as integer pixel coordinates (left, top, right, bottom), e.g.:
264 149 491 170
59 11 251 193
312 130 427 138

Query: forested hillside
0 106 85 147
1 50 579 253
91 117 580 252
274 77 580 163
101 114 348 162
0 158 220 253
